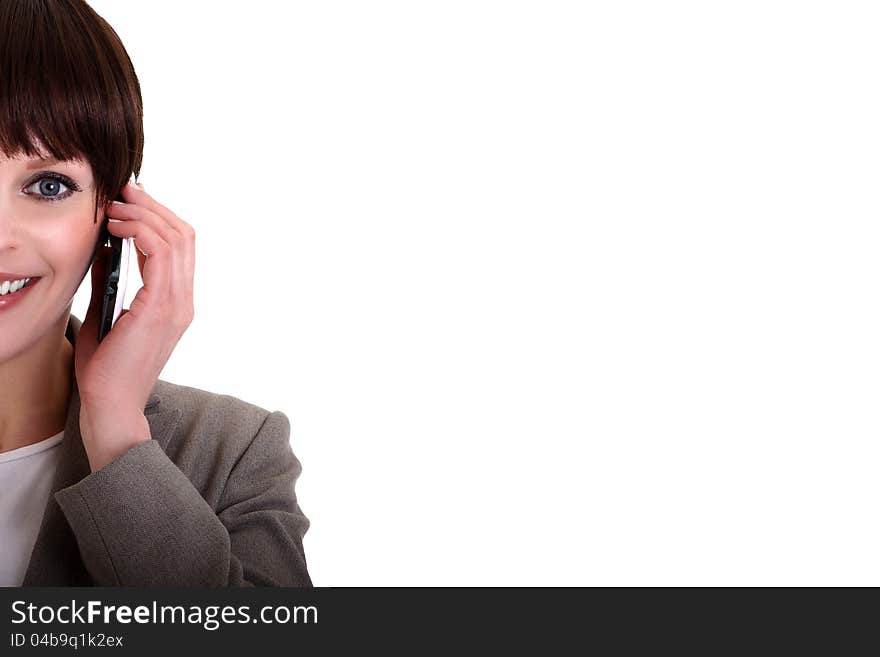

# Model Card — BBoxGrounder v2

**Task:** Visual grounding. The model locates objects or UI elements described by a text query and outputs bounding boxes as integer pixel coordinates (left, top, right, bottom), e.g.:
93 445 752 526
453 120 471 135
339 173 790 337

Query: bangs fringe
0 0 144 213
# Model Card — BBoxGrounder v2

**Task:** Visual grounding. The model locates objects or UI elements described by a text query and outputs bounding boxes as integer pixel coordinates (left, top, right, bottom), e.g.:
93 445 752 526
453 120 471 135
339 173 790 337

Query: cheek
31 213 102 280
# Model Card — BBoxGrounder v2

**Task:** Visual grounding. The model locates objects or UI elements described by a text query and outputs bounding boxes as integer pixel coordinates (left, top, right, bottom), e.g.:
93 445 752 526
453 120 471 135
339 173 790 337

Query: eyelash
24 172 82 203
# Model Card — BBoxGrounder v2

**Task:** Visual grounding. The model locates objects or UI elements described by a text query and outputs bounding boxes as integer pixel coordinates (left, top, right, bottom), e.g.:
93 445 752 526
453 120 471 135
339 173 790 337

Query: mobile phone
97 193 133 342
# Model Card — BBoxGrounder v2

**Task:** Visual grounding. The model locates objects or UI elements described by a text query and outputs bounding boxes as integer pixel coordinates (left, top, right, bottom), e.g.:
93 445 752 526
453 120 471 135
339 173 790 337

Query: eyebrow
25 157 65 169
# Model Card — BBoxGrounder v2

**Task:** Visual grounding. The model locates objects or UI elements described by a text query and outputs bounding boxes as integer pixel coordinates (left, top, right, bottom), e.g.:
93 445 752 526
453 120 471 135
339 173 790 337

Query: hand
76 179 195 471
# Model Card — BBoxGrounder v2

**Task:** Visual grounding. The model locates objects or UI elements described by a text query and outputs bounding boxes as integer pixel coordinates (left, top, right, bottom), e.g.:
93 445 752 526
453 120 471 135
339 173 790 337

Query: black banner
0 587 873 651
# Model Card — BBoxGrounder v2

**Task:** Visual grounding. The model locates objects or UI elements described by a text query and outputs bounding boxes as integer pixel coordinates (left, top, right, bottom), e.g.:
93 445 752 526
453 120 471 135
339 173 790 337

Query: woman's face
0 153 104 360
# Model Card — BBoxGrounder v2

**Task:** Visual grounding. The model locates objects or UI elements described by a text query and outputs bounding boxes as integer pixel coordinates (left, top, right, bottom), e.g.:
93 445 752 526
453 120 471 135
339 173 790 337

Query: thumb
84 243 110 328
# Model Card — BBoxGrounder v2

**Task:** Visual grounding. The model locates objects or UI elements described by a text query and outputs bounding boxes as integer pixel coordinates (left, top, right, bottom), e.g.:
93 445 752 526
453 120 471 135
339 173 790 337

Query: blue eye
25 172 81 203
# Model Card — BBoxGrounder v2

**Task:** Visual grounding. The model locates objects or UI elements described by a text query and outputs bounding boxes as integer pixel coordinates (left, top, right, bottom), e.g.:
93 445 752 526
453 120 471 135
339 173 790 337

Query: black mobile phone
96 193 132 343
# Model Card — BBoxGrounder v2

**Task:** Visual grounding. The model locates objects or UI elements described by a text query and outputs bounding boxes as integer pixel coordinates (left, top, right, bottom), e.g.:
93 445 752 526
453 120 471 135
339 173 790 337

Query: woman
0 0 312 586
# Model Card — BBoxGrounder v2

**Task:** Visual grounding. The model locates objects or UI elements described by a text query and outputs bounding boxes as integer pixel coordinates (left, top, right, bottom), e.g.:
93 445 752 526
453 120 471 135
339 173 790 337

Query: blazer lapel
21 314 179 586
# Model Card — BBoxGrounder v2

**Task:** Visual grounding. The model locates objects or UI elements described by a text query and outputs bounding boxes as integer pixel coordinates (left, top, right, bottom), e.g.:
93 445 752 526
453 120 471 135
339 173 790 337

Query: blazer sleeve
54 410 312 586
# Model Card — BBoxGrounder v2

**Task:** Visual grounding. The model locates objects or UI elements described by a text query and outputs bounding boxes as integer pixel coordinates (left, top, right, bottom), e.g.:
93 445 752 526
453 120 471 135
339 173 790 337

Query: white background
80 1 880 585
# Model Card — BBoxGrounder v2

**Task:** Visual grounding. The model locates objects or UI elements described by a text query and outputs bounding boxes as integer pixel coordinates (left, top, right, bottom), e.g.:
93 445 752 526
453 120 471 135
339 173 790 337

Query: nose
0 192 25 252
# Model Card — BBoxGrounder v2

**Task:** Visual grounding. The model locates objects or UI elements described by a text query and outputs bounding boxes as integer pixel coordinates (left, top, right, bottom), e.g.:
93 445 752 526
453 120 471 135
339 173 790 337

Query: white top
0 430 65 586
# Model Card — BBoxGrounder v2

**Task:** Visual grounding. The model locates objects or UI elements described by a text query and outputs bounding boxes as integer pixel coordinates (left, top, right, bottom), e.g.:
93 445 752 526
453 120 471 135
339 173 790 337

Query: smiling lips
0 271 34 282
0 276 39 310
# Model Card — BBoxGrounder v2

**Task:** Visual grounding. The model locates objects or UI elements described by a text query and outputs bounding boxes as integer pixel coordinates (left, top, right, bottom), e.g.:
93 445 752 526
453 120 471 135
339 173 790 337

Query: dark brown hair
0 0 143 223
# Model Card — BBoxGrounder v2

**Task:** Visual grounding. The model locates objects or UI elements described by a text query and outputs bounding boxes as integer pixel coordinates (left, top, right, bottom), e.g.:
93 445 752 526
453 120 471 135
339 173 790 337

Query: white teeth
0 277 31 296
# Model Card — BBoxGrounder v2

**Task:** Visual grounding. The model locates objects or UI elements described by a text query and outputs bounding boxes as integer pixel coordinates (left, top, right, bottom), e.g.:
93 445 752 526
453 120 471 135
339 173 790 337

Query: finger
136 245 146 278
120 183 194 325
106 220 172 312
89 248 106 300
86 245 110 319
109 192 193 284
109 200 188 306
107 201 178 245
120 181 193 240
77 244 111 352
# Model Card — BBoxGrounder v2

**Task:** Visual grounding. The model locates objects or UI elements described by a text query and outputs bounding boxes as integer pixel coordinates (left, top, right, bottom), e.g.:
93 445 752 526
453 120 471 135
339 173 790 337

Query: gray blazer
21 314 312 586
